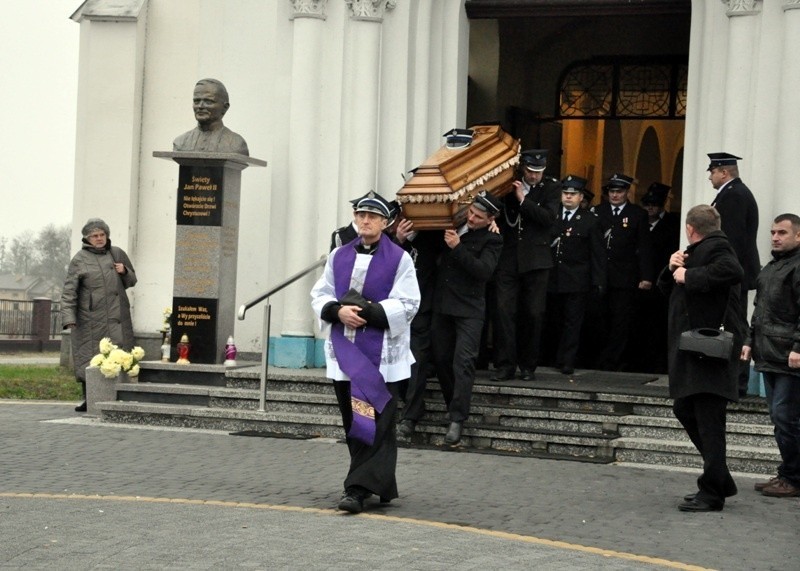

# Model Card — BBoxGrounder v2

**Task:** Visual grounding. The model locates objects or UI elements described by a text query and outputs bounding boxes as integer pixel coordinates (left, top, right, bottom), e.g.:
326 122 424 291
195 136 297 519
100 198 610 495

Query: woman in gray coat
61 218 137 411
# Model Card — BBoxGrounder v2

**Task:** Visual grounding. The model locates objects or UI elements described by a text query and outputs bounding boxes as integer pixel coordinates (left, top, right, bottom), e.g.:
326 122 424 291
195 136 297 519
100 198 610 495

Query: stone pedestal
85 366 131 417
154 151 266 364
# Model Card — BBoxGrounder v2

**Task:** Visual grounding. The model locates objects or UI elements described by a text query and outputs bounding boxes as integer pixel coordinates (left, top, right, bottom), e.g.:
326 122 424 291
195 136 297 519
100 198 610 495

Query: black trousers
630 289 669 374
673 393 737 507
401 309 432 423
548 291 589 370
599 287 637 371
334 380 401 501
494 267 550 372
431 313 484 422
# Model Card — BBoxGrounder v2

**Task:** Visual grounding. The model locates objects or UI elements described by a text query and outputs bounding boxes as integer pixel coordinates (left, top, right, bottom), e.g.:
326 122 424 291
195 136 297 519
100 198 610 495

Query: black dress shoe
74 401 87 412
444 421 462 445
560 366 574 375
397 419 415 438
490 369 515 382
518 369 535 381
683 492 697 502
338 489 365 514
678 498 722 512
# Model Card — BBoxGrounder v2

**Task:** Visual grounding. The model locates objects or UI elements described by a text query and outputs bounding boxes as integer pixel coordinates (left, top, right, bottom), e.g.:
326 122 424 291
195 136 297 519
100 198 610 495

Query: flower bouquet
90 337 146 379
161 306 172 332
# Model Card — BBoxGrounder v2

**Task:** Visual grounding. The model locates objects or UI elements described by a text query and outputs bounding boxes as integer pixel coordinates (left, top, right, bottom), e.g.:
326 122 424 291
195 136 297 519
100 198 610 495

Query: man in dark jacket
432 192 504 445
395 223 445 438
658 204 745 512
595 173 654 371
742 213 800 498
632 182 680 373
546 175 606 375
492 149 560 381
708 152 760 395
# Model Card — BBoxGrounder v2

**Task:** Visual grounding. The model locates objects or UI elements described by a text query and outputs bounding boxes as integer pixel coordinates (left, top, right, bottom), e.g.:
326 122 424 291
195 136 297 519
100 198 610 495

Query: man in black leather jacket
742 213 800 499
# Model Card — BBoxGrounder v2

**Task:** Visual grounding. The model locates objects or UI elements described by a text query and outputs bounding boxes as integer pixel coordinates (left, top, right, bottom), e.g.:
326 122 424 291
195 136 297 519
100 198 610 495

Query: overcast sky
0 2 78 241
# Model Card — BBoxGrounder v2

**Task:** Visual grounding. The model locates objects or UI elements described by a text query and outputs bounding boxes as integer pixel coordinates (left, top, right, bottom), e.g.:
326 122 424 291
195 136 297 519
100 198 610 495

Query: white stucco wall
686 0 800 255
70 0 469 355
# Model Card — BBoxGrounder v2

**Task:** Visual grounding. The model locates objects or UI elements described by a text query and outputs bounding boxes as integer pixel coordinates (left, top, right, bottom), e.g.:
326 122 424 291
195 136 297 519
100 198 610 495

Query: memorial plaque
155 151 266 364
170 297 219 363
177 165 224 226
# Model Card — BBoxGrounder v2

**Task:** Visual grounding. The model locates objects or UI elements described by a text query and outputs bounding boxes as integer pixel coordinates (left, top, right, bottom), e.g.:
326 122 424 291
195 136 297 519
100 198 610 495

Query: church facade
69 0 800 365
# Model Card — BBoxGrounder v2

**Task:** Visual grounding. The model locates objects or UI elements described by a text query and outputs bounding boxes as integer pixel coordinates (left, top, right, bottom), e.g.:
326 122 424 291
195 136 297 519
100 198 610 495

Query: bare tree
0 225 71 294
7 231 35 275
32 224 72 286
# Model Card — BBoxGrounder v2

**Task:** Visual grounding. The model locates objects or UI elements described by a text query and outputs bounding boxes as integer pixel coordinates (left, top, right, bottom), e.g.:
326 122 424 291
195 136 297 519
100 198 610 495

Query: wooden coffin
396 125 521 229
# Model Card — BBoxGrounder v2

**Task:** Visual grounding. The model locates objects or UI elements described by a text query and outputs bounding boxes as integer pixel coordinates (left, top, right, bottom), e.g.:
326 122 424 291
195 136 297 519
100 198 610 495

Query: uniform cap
354 191 392 218
472 190 501 216
443 128 474 148
560 174 587 193
641 182 671 206
520 149 548 172
602 173 635 191
707 152 741 171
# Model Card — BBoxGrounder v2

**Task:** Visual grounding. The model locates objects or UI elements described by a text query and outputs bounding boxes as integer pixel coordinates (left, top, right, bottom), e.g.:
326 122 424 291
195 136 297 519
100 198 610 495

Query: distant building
0 274 60 302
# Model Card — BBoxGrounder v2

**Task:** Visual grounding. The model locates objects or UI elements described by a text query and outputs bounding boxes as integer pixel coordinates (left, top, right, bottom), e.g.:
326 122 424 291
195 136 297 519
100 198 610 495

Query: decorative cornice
722 0 761 16
784 0 800 11
290 0 328 20
345 0 396 22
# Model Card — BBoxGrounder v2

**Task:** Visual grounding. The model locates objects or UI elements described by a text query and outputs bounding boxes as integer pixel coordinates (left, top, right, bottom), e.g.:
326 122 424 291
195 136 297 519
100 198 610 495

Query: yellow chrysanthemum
108 348 134 370
99 359 122 379
131 346 145 361
98 337 117 355
90 354 105 367
129 364 140 377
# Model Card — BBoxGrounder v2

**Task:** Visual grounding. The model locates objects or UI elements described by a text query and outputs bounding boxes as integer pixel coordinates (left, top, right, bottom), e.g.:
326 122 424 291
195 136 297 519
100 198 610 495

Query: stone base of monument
269 337 318 368
85 366 134 417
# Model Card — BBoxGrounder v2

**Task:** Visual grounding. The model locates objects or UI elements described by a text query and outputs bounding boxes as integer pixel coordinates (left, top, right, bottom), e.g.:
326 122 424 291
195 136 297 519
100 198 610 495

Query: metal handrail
237 255 327 412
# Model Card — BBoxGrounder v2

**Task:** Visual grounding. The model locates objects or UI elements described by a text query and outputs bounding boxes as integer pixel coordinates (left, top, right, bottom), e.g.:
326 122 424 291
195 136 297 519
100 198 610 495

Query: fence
0 298 61 352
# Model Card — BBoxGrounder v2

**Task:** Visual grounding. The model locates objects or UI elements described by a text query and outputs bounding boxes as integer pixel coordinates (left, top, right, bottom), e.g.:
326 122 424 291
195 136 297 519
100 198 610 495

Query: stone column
276 0 329 365
720 0 761 148
774 1 800 214
339 1 396 199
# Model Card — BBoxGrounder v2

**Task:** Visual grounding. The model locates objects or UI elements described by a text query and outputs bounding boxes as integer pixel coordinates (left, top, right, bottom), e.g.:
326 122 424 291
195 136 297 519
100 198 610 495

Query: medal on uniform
622 216 629 228
566 227 572 237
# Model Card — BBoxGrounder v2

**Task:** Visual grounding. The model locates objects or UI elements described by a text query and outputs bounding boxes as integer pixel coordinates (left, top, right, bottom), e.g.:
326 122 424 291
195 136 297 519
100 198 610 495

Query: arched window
558 57 687 119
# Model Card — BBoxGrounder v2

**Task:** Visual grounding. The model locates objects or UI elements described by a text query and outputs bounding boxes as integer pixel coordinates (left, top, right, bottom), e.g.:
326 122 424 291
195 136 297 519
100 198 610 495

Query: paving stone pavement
1 401 799 570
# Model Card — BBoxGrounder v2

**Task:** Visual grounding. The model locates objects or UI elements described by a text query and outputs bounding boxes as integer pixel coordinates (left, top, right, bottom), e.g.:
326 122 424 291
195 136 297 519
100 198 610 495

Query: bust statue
173 78 249 155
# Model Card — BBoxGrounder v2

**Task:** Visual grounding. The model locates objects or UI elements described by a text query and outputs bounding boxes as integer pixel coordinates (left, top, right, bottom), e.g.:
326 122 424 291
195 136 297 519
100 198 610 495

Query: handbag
678 293 735 360
678 327 734 359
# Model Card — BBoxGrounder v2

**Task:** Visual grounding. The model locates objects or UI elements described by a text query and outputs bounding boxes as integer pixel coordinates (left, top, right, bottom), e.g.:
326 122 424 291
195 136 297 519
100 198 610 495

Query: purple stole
331 234 403 445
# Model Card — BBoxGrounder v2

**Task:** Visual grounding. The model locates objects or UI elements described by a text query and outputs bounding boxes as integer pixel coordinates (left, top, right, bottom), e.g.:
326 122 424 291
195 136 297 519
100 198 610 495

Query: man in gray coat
658 205 745 512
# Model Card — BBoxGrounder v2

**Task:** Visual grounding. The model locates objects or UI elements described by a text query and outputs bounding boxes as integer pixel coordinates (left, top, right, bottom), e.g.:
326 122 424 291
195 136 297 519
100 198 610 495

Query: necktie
563 210 571 222
613 207 620 217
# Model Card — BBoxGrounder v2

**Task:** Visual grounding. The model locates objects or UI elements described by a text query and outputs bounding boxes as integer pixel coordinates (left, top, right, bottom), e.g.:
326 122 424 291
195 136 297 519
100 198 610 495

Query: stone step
101 401 344 439
117 381 775 447
613 437 780 475
102 369 779 475
98 400 618 462
616 415 776 448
